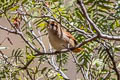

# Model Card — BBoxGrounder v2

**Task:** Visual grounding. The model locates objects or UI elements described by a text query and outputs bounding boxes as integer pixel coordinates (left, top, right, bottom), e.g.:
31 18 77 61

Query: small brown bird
47 21 82 53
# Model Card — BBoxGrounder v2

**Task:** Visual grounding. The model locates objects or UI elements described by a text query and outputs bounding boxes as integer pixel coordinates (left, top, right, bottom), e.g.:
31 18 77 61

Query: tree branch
0 25 17 34
48 56 69 80
0 24 98 55
77 0 120 41
100 34 120 40
77 0 101 35
103 43 120 79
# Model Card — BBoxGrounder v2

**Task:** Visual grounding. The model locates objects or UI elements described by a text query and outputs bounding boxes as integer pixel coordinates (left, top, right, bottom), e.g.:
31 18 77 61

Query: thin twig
103 43 120 80
103 71 111 80
26 69 34 80
0 25 17 34
48 56 69 80
77 0 120 41
70 52 87 80
77 0 101 35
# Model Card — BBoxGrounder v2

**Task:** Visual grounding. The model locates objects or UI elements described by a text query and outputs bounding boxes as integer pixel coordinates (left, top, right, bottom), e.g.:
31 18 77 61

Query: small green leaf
37 22 46 28
41 67 47 74
26 52 34 62
57 73 64 80
1 0 5 3
22 0 28 4
36 22 47 32
85 0 95 4
26 31 33 39
115 20 120 27
93 59 103 68
10 5 19 11
75 9 84 20
52 0 58 2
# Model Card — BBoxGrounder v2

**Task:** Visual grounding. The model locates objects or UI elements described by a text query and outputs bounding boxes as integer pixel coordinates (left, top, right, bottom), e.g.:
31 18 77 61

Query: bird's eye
50 23 54 26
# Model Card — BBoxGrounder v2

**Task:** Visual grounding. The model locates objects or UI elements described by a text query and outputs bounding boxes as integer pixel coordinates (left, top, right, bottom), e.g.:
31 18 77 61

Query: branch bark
0 24 98 55
77 0 120 41
103 43 120 80
77 0 101 35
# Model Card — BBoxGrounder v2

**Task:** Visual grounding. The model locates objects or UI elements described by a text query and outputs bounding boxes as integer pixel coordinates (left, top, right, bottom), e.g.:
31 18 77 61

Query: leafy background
0 0 120 80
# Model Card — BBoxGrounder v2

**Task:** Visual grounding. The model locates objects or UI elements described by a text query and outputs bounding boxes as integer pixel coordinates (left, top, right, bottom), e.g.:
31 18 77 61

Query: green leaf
115 45 120 52
93 59 104 68
115 19 120 27
26 31 33 39
85 0 95 4
37 22 46 28
52 0 58 2
26 54 34 60
36 22 47 32
10 5 19 11
98 4 111 10
22 0 28 4
56 73 64 80
41 67 47 74
75 10 84 20
1 0 5 3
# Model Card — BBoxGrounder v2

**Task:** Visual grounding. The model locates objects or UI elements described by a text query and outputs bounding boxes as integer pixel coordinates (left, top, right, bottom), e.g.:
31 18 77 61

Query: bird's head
46 20 58 31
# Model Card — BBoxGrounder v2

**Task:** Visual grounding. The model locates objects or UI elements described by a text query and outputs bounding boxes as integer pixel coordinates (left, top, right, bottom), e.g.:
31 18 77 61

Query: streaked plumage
47 21 82 52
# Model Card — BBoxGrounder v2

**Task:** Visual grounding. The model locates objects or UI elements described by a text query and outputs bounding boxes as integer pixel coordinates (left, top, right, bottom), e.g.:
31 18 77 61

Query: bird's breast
48 29 68 50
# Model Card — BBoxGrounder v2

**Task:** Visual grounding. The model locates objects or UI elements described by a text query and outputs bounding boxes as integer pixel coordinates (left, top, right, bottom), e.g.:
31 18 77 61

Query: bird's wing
64 31 77 45
64 31 82 53
64 32 75 40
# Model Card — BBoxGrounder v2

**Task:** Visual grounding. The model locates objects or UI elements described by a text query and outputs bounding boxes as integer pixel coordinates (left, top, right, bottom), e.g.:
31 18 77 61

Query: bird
46 20 82 53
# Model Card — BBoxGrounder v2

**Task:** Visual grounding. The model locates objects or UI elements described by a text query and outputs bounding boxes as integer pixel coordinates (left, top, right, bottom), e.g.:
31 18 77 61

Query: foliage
0 0 120 80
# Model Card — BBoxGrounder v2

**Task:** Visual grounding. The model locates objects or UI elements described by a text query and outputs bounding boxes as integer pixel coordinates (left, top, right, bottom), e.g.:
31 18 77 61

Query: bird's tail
72 48 83 53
